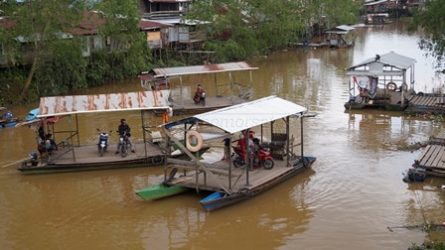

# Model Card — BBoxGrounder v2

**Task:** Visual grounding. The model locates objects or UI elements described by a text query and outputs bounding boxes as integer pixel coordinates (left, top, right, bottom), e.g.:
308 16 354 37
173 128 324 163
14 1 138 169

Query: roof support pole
401 69 406 107
286 116 290 167
245 129 250 186
141 110 148 159
300 115 305 166
179 76 183 106
75 114 80 147
228 136 232 191
229 72 233 100
214 73 218 96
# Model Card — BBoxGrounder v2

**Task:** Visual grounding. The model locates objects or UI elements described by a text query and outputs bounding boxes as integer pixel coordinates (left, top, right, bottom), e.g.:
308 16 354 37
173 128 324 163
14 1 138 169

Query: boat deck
171 96 248 115
168 158 309 193
406 95 445 114
19 142 165 173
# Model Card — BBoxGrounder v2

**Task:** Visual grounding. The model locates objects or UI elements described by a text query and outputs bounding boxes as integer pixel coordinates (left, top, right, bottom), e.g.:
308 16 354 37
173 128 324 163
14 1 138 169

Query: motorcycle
232 140 274 170
117 131 130 157
97 129 111 157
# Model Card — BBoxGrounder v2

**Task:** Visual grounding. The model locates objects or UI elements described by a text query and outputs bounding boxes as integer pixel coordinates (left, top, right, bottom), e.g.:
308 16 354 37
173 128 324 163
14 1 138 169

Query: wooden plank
431 146 445 169
440 152 445 169
418 145 432 165
425 145 442 167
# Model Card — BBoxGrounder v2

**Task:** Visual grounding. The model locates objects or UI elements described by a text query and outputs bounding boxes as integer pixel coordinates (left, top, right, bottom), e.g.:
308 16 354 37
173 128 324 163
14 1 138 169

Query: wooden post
286 116 290 167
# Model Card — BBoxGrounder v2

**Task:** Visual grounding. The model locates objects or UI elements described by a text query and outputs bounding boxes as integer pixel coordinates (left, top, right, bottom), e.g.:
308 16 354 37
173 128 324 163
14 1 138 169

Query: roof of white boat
146 61 258 79
165 96 307 134
325 25 355 34
364 0 388 6
348 51 416 71
38 90 170 117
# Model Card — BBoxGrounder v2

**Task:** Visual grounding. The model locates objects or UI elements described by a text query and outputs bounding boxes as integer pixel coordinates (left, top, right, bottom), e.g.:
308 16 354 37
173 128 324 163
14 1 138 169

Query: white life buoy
186 130 203 152
386 82 397 91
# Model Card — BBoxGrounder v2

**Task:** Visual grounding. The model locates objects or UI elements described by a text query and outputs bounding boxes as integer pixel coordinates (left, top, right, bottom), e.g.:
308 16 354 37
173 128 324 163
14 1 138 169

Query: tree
186 0 359 62
412 0 445 70
1 0 84 101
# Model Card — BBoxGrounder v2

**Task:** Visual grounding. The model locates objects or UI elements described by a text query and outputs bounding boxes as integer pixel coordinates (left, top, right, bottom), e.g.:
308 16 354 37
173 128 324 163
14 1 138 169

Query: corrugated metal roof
38 90 170 117
150 61 258 78
348 51 416 71
325 25 355 34
365 0 388 6
193 96 306 134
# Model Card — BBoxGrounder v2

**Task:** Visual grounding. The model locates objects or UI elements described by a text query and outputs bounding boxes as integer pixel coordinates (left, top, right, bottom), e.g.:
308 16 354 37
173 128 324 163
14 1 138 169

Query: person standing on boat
193 84 206 105
116 119 135 154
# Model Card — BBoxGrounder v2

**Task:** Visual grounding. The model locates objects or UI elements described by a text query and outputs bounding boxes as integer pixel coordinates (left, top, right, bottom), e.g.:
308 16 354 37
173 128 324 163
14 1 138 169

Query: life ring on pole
386 82 397 91
186 130 203 152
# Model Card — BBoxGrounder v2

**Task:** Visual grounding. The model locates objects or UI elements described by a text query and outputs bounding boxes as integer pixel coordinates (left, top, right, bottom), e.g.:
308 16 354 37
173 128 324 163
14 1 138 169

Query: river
1 20 445 249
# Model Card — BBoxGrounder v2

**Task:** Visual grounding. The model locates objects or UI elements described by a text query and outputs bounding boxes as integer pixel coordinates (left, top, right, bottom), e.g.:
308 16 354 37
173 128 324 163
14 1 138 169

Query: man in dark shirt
116 119 135 154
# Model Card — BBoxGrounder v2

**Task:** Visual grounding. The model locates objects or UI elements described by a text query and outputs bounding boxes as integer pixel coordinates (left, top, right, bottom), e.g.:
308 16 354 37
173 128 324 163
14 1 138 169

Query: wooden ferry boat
19 90 171 174
136 96 316 211
139 61 258 115
344 51 416 112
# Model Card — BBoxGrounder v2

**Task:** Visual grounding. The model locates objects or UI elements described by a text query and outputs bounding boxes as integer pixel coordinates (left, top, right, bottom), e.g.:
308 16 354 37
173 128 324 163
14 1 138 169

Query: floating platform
170 96 248 115
406 94 445 114
413 144 445 177
19 142 165 174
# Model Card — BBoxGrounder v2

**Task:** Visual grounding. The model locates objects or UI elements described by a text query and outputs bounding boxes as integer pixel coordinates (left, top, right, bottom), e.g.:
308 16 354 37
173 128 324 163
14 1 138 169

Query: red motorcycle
232 139 274 170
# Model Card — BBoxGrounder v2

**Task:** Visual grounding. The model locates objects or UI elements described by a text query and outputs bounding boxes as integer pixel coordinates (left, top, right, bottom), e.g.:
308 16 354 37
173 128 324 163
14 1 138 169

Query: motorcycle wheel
120 143 128 157
99 147 105 157
233 158 244 168
263 159 274 170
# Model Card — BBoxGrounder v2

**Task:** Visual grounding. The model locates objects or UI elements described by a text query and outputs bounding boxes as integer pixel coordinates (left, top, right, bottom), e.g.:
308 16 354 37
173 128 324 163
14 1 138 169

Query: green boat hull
136 183 187 201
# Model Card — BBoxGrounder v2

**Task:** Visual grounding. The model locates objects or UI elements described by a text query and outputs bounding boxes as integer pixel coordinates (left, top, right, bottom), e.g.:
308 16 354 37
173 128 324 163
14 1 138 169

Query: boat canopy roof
346 51 416 76
365 0 388 6
165 96 306 134
325 25 355 35
144 61 258 79
38 90 170 117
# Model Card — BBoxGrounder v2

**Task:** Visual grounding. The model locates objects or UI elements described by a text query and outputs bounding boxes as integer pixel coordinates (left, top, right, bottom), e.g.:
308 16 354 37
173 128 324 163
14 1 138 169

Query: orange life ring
186 130 203 152
386 82 397 91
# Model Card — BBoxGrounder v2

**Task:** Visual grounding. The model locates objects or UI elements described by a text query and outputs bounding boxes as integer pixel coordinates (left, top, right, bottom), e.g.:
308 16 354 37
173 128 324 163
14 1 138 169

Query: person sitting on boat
116 118 135 154
44 133 57 154
193 84 206 105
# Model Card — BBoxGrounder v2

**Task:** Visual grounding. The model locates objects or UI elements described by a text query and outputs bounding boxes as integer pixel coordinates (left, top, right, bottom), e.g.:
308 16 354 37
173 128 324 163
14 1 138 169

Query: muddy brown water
1 20 445 249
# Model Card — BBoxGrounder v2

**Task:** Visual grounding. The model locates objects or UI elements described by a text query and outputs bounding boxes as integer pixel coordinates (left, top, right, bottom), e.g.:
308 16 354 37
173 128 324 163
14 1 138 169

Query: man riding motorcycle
115 119 135 154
